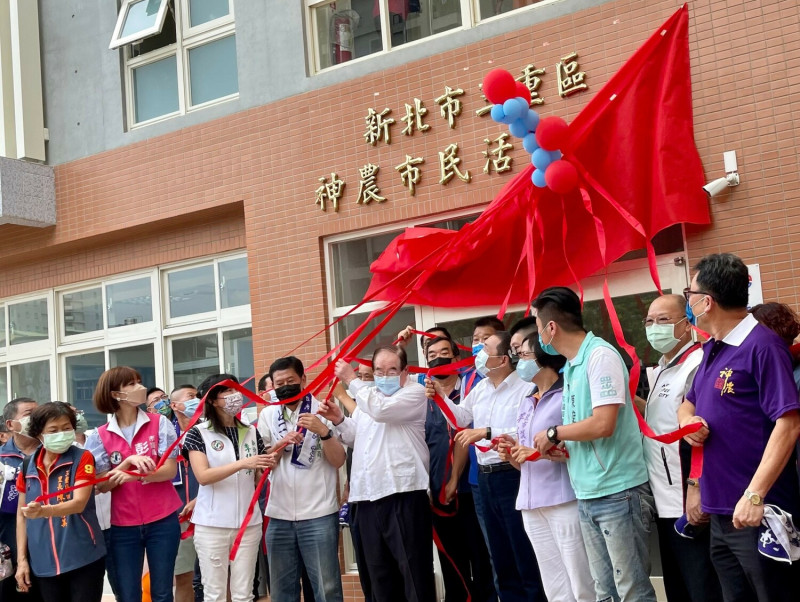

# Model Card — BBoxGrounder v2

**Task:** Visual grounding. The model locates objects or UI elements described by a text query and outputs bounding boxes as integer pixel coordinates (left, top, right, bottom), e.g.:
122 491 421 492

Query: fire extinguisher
332 11 356 64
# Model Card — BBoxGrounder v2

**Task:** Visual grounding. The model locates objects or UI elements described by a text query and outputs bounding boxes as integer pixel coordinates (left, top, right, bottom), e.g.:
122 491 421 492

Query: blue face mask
181 397 201 418
375 375 402 396
538 323 560 356
516 358 541 382
685 297 707 326
153 400 172 417
472 342 484 357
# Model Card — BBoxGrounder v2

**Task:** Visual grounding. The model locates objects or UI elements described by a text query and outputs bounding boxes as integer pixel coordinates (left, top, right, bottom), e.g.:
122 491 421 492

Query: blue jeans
265 512 343 602
577 483 657 602
108 513 180 602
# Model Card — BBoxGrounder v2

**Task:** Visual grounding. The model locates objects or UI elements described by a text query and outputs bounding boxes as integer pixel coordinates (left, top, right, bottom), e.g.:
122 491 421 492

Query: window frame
122 0 238 129
110 0 172 50
5 292 55 358
58 285 107 344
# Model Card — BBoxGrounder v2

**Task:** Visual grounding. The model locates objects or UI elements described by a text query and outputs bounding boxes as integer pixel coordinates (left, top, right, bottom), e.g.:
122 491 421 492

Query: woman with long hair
85 366 182 602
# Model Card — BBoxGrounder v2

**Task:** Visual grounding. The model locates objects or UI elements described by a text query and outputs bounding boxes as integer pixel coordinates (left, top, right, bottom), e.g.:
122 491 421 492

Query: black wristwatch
546 426 560 445
320 429 333 441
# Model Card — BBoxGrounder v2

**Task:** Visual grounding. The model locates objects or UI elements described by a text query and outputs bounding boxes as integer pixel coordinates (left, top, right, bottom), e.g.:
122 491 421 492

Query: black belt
478 462 515 474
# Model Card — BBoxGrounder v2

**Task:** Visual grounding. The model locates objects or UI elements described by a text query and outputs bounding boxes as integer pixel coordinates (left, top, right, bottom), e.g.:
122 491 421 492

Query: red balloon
535 116 570 151
545 160 578 194
482 69 517 105
515 82 532 105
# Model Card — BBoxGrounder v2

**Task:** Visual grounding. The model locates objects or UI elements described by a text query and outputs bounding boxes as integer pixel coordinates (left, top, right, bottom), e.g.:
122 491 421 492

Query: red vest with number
97 413 182 526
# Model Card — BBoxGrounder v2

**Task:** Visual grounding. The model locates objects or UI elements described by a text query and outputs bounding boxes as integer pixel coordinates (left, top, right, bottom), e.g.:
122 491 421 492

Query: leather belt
478 461 515 474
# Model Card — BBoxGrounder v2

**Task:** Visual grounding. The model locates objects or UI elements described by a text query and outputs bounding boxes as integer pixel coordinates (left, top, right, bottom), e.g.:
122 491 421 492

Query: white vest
192 422 262 529
643 344 703 518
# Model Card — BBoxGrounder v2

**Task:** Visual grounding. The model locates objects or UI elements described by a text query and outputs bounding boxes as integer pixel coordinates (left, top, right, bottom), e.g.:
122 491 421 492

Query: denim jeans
108 512 180 602
577 483 657 602
265 512 343 602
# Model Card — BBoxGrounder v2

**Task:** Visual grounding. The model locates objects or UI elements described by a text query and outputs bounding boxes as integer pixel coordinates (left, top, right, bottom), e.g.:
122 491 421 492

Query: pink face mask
117 385 147 407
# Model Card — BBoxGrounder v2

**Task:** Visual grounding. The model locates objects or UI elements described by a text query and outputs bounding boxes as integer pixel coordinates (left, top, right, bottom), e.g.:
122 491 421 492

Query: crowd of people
0 252 799 602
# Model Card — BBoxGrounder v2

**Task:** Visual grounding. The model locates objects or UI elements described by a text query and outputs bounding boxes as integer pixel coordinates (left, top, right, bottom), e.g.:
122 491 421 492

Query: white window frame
110 0 172 50
0 304 6 357
104 271 160 343
5 292 55 359
472 0 561 24
8 355 57 403
58 285 106 344
122 0 238 129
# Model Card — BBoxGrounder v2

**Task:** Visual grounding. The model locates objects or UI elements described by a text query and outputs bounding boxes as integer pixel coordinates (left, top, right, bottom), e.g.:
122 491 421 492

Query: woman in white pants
184 374 276 602
498 334 595 602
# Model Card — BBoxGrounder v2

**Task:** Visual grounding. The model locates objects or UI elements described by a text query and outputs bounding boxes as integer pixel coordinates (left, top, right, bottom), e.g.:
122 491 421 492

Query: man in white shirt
641 294 722 602
427 332 545 602
257 356 346 602
320 346 435 602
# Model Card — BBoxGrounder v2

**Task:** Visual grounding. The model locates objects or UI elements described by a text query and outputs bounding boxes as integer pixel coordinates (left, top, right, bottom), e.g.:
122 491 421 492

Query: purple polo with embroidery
686 315 800 516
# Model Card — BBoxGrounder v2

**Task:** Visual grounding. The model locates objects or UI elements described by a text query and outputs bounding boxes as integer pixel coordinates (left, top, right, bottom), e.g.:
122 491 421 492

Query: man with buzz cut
531 286 657 602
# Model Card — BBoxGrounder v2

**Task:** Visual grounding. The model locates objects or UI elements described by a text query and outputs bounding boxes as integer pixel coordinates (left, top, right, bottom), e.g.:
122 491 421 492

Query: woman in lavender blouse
498 333 595 602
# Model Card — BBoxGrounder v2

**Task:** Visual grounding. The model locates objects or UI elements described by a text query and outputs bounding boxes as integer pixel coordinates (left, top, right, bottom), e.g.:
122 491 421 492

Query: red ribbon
393 329 472 353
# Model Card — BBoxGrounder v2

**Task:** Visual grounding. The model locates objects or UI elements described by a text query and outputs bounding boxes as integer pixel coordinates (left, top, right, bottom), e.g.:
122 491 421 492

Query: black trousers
37 557 106 602
710 514 800 602
352 490 436 602
431 492 496 602
656 517 722 602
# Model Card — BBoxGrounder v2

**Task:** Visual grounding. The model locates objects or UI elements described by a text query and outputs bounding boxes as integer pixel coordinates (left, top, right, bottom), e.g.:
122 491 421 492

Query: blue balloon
550 149 562 161
490 104 505 123
532 148 554 170
532 169 547 188
524 109 540 132
503 98 524 121
500 113 515 125
509 118 528 138
515 97 531 111
522 133 539 154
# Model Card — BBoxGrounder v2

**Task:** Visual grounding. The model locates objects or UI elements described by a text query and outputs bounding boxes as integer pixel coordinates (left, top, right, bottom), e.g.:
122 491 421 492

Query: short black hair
171 384 196 395
693 253 749 310
372 346 408 371
146 387 165 398
493 331 514 360
426 326 452 339
523 333 567 373
426 336 460 358
532 287 585 332
474 316 505 331
257 373 270 393
27 402 77 440
268 357 305 382
3 398 37 423
509 316 539 338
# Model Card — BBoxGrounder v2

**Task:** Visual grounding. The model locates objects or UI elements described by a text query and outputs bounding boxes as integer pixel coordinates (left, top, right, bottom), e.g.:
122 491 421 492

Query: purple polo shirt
686 315 800 515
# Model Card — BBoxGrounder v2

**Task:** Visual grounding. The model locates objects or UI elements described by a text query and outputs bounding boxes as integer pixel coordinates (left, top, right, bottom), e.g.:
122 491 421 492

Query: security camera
703 151 740 198
703 176 731 198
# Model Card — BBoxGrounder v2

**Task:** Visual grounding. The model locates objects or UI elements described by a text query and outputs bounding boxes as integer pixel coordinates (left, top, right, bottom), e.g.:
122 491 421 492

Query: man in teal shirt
531 287 656 602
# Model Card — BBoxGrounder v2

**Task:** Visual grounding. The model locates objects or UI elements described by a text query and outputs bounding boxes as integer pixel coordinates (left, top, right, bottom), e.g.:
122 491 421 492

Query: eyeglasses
683 287 713 302
517 350 537 359
642 316 679 327
373 370 401 377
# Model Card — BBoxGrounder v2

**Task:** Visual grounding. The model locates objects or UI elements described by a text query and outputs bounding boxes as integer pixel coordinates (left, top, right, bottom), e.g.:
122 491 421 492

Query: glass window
172 334 220 388
10 360 51 403
188 35 238 106
189 0 230 27
223 328 254 392
336 306 418 367
0 367 7 410
168 265 216 318
106 278 154 328
64 353 106 428
331 230 400 307
390 0 461 48
0 306 5 347
110 0 171 49
9 299 49 345
63 288 104 337
110 345 158 389
133 55 180 123
311 0 383 71
478 0 543 21
218 258 250 309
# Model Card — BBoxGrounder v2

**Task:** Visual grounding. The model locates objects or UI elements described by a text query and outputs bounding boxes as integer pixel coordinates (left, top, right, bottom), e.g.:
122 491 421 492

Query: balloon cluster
482 69 578 194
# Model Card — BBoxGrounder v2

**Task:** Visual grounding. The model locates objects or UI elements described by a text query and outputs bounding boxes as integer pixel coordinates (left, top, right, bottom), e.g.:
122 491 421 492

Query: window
167 265 216 319
109 344 158 388
64 352 106 428
0 367 7 409
118 0 237 126
106 277 154 328
330 230 401 308
171 333 220 387
306 0 560 73
0 306 5 348
218 257 249 309
62 288 104 337
9 298 49 345
10 360 51 403
222 328 254 391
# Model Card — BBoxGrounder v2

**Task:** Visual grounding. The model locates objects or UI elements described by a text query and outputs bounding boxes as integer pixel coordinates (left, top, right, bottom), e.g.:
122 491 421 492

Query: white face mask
645 323 681 354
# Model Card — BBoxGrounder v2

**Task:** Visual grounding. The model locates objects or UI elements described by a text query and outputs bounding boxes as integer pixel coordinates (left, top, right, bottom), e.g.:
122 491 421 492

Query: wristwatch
486 427 492 440
320 429 333 441
686 478 699 488
546 426 560 445
745 489 763 506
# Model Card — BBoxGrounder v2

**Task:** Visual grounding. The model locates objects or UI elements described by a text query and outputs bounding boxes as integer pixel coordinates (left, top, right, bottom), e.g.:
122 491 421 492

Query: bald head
650 294 685 316
645 293 692 354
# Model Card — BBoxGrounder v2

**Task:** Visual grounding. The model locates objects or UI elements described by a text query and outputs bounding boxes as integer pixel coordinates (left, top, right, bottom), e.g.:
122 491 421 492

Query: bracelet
320 429 333 441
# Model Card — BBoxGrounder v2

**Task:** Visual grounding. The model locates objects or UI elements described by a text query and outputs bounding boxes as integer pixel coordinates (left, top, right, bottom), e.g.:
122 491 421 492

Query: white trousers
194 523 261 602
521 501 595 602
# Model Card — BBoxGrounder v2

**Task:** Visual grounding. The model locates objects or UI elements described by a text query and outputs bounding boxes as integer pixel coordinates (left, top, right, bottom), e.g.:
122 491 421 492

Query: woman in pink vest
85 367 182 602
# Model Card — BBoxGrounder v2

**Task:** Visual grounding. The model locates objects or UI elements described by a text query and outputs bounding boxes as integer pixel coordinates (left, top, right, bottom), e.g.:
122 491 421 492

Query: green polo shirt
562 332 649 499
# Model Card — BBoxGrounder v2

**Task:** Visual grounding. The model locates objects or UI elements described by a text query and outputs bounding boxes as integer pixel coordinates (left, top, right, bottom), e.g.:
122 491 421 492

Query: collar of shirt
718 313 758 347
107 409 150 439
566 332 595 368
658 340 697 368
488 370 523 390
